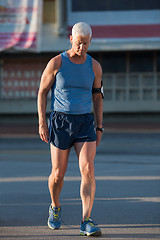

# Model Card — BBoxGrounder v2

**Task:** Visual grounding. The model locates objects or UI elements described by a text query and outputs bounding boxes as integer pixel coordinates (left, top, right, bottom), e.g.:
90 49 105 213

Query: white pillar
56 0 64 35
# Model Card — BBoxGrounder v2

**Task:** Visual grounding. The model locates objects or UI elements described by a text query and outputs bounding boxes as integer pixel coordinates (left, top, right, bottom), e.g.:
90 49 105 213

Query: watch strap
96 127 104 132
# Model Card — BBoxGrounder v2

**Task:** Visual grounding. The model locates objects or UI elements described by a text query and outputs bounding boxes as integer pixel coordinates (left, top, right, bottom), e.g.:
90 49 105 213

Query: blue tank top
51 51 95 114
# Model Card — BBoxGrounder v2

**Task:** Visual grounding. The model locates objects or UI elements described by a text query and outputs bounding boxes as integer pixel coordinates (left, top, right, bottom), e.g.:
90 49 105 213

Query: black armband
92 81 104 99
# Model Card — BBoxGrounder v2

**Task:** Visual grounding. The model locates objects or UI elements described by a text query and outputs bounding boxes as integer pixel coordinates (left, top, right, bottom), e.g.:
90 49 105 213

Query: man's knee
80 162 94 178
50 169 64 184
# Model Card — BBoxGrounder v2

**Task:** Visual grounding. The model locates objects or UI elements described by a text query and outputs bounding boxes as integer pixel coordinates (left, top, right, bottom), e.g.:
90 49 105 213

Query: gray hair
72 22 92 38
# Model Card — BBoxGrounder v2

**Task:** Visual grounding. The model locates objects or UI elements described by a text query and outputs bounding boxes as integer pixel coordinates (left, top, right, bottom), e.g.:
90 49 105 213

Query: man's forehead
73 34 91 41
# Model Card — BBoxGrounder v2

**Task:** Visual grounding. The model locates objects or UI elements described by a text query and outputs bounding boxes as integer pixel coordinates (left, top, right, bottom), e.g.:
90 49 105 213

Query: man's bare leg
48 144 70 207
74 141 96 221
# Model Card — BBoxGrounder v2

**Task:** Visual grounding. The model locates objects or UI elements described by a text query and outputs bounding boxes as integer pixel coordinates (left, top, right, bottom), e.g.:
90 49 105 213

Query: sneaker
48 205 61 230
80 217 102 237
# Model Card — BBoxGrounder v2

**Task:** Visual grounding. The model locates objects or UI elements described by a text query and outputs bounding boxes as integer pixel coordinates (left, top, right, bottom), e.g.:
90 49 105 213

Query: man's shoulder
48 54 62 71
92 58 102 75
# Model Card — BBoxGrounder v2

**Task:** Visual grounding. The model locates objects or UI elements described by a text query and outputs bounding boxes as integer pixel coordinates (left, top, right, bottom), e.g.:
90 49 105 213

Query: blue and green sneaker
48 205 61 230
80 217 102 237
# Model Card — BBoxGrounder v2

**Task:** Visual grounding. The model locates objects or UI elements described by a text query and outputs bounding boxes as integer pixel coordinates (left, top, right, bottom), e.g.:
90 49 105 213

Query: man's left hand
96 130 102 146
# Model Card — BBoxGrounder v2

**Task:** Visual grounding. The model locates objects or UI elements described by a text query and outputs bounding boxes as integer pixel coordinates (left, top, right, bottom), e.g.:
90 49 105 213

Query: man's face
70 34 91 57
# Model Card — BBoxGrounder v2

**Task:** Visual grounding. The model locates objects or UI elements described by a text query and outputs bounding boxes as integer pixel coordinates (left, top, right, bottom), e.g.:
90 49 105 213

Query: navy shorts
48 111 96 150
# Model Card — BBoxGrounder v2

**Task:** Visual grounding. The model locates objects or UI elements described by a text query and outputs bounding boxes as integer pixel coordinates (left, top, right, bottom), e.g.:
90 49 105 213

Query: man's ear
70 35 73 44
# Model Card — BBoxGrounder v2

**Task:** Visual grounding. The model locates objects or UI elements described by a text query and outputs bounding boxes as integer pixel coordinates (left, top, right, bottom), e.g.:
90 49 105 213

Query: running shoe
48 205 61 230
80 217 102 237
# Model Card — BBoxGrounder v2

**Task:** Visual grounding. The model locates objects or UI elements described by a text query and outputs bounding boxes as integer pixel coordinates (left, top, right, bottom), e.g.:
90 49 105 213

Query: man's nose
79 44 85 50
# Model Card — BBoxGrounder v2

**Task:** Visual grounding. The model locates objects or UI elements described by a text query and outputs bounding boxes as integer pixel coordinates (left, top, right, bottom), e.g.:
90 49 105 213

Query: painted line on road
61 197 160 203
0 197 160 206
0 176 160 183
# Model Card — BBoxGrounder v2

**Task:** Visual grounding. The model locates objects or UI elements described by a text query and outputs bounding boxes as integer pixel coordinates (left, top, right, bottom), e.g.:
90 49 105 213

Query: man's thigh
50 144 70 175
74 141 96 170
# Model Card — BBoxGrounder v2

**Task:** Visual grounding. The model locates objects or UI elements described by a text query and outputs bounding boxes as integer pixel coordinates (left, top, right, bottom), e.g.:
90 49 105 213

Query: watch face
100 128 104 132
101 86 104 94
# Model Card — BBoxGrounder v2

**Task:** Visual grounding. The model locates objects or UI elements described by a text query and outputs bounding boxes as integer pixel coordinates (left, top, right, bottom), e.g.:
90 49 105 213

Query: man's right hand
39 122 49 143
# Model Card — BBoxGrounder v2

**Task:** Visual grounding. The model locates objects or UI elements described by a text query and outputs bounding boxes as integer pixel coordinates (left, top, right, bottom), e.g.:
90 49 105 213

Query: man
37 22 103 237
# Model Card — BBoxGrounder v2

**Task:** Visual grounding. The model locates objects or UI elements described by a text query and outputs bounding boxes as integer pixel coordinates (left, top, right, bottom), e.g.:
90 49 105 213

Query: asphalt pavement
0 132 160 239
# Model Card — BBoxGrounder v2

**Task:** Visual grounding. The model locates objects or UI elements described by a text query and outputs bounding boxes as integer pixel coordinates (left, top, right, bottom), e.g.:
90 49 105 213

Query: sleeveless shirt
51 51 95 114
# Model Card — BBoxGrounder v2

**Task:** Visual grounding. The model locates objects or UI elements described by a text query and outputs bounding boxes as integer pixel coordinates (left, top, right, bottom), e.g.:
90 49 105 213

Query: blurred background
0 0 160 134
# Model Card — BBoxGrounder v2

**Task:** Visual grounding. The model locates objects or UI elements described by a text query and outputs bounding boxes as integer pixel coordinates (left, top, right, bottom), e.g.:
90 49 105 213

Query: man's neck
67 50 87 64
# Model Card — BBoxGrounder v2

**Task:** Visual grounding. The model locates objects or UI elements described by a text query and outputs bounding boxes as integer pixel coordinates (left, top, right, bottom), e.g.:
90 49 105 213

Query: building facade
0 0 160 114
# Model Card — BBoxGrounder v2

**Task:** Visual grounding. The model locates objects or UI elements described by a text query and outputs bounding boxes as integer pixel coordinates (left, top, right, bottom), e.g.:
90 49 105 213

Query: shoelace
53 213 60 221
88 221 95 227
85 218 97 227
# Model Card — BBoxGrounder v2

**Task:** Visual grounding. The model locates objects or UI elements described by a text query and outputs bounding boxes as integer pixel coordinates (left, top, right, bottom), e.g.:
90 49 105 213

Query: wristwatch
96 127 104 133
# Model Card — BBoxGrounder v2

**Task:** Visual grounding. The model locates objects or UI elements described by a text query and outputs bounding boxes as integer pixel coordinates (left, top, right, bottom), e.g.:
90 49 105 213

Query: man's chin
77 51 85 57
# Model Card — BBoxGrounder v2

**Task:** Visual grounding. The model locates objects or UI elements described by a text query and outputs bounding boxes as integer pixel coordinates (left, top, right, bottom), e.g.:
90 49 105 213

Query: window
157 52 160 72
43 0 56 23
89 53 100 62
130 52 153 72
129 90 140 100
71 0 160 11
102 53 126 73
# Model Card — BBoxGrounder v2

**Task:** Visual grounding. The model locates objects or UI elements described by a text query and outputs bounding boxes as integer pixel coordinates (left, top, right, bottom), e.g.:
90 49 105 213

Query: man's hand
96 130 102 146
39 122 49 143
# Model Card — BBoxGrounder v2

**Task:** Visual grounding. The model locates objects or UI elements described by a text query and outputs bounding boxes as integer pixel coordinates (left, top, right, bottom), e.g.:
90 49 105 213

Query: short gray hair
72 22 92 38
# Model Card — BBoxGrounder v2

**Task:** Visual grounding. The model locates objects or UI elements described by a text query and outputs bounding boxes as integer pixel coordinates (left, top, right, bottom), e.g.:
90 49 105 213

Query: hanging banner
0 0 42 51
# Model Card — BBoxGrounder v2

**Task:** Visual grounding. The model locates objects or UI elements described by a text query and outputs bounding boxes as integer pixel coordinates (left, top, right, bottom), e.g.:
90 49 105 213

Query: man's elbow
92 93 103 102
38 88 48 98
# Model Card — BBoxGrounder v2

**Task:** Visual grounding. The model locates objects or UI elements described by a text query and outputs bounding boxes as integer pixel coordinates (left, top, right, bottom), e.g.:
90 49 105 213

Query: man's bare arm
92 59 103 146
37 55 61 143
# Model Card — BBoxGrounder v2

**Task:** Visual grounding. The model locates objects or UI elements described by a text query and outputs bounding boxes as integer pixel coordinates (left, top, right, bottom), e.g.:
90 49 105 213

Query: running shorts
48 111 96 150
